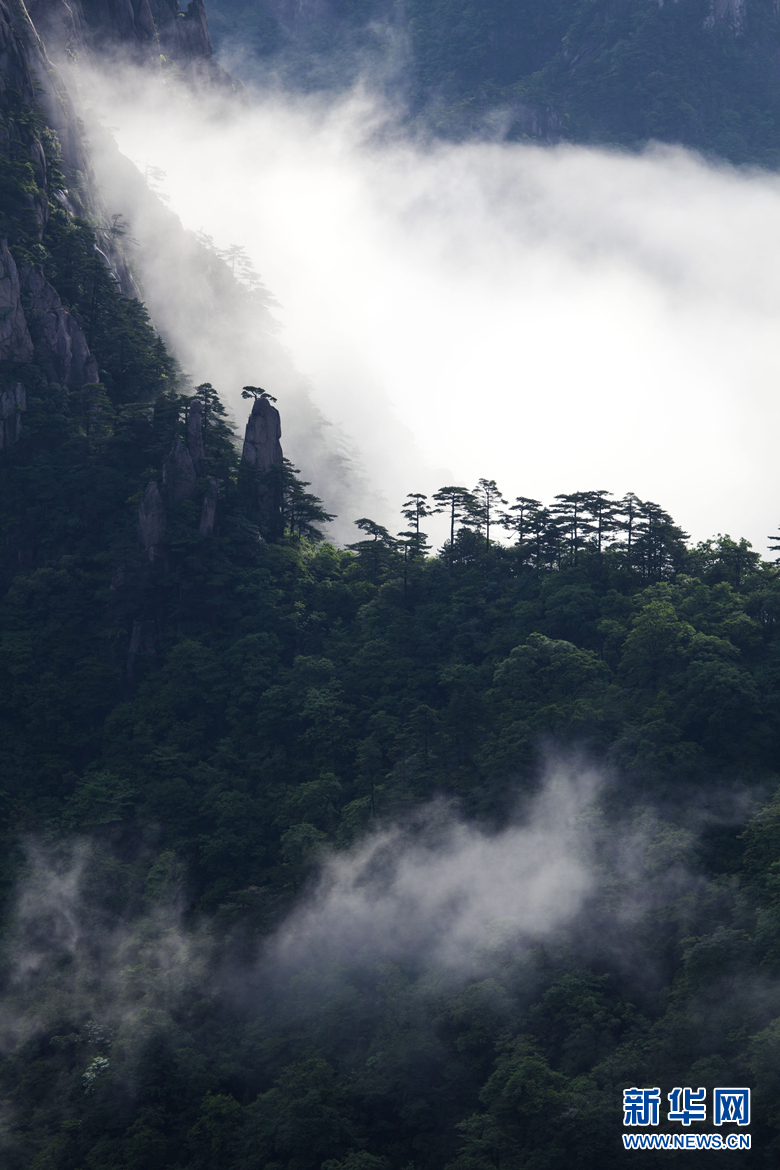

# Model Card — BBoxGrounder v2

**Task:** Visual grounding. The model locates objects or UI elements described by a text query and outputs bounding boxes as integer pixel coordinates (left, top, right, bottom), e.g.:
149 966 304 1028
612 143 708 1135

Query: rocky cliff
241 393 284 519
242 395 283 476
27 0 239 86
137 392 284 570
0 0 236 450
0 0 102 441
706 0 747 33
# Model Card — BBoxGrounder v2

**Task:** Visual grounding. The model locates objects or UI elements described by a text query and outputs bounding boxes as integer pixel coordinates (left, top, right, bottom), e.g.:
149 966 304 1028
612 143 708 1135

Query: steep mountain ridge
0 0 356 524
0 0 109 436
26 0 232 83
208 0 780 165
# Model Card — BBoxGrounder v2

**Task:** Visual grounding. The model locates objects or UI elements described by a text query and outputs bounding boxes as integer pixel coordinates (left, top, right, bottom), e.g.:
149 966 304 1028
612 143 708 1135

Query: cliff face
0 242 34 365
0 9 102 439
0 0 112 222
706 0 747 33
27 0 238 87
0 226 98 434
20 262 99 387
80 0 213 60
0 0 235 450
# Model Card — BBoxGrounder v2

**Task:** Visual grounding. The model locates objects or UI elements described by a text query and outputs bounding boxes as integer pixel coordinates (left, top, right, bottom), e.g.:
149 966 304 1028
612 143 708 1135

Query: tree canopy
3 345 780 1166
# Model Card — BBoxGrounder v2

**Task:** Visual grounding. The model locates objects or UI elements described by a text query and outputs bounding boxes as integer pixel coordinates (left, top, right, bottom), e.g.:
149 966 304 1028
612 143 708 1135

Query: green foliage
206 0 780 167
42 209 177 404
4 320 780 1166
0 153 42 246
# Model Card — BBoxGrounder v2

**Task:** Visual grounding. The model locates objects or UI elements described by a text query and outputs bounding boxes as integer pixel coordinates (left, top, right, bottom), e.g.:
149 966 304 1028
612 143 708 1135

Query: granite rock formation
706 0 746 33
138 480 167 561
0 383 26 448
242 394 284 517
185 399 207 475
143 396 221 556
20 264 99 388
0 243 34 364
0 241 99 444
28 0 239 91
163 436 198 507
198 475 219 536
162 398 207 505
242 395 283 471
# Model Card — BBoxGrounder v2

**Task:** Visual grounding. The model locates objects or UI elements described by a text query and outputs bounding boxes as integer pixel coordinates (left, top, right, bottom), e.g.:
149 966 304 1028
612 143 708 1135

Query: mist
1 760 771 1166
0 769 599 1038
0 762 723 1040
70 61 780 551
269 766 596 979
0 772 597 1073
0 842 210 1056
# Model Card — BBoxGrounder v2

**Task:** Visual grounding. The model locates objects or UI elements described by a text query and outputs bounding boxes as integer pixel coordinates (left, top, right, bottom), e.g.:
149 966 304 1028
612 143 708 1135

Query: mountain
0 0 369 546
2 2 780 1168
208 0 780 166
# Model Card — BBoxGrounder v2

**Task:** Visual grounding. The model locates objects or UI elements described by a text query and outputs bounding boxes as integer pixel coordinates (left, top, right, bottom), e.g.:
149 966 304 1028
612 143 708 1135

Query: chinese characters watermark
622 1086 751 1151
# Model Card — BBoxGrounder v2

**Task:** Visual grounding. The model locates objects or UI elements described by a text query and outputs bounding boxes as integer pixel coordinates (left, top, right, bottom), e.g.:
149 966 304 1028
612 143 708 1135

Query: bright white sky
91 76 780 552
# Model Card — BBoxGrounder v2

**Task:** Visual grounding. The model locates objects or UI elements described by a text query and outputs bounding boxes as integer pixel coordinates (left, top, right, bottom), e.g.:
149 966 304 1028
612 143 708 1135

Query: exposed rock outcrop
0 242 100 395
162 398 207 505
137 395 284 554
0 0 96 223
185 399 206 474
72 0 213 60
0 2 51 235
138 480 166 561
163 435 197 505
0 0 146 301
0 242 34 363
142 398 221 552
198 475 218 536
242 395 284 517
20 263 99 387
29 0 239 92
0 382 26 448
706 0 746 32
242 395 283 472
24 0 90 57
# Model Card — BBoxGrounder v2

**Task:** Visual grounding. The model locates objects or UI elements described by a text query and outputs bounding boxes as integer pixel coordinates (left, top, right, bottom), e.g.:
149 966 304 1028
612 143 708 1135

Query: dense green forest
3 216 780 1163
208 0 780 166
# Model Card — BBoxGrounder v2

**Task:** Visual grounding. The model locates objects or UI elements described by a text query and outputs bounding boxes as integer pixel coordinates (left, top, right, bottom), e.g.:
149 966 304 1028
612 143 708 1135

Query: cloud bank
268 766 597 980
75 65 780 549
0 762 755 1080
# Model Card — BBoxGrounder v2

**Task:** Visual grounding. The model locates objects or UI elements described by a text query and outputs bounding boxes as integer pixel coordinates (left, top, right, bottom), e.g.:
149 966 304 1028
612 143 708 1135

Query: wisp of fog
72 62 780 550
0 763 618 1056
0 768 584 1060
269 766 596 979
0 760 722 1047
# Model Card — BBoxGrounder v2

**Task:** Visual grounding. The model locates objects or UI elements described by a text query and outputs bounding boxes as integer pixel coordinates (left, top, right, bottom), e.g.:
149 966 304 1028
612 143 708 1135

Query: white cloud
82 70 780 550
269 765 597 978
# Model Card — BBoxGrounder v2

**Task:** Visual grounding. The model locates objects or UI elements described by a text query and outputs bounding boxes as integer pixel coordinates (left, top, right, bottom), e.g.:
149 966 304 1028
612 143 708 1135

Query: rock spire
241 395 283 518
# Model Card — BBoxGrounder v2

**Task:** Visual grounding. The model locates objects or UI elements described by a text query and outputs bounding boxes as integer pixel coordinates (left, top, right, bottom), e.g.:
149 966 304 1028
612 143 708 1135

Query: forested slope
3 338 780 1164
209 0 780 166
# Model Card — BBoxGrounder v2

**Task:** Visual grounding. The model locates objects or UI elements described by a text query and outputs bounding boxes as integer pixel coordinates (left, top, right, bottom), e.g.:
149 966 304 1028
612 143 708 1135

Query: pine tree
400 492 438 557
348 518 399 579
581 490 616 554
552 492 594 566
471 478 507 549
432 485 477 564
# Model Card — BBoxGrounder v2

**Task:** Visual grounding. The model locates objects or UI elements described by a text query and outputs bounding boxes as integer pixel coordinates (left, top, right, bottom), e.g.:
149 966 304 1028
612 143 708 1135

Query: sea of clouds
69 63 780 551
